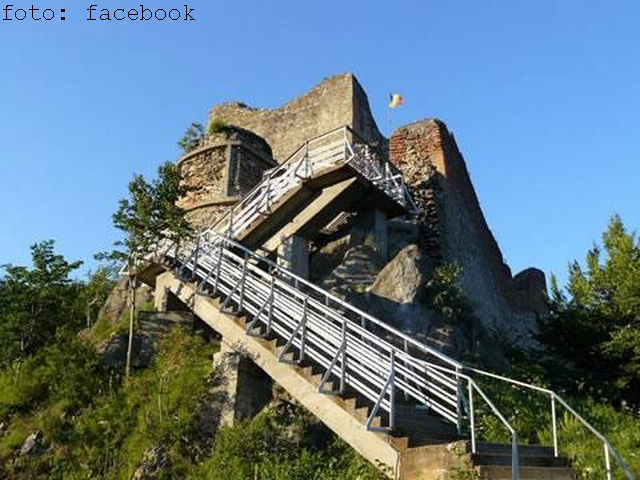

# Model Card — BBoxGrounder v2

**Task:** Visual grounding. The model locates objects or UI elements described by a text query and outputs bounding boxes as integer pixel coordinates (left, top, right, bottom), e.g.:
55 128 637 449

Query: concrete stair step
473 442 556 458
395 428 459 448
388 436 410 451
476 466 576 480
300 365 315 379
472 453 569 468
395 416 455 431
277 350 296 363
353 406 371 423
343 398 358 411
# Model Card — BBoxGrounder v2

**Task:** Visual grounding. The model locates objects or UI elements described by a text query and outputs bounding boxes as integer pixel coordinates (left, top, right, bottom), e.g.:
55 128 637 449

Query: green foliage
192 406 386 480
178 122 205 153
0 337 113 421
51 327 214 479
471 375 640 479
207 118 227 136
82 265 118 328
0 240 84 368
82 307 129 347
541 214 640 407
0 327 216 479
426 262 472 323
106 161 193 264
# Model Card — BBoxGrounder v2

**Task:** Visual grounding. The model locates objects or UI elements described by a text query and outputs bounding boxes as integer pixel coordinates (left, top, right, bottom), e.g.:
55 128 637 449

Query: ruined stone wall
390 119 546 344
228 146 272 197
178 144 228 209
177 127 275 229
208 73 386 162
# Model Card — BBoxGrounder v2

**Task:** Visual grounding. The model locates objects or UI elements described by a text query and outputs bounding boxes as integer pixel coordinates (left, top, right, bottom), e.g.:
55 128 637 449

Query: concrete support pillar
212 339 273 427
154 271 189 312
277 235 309 279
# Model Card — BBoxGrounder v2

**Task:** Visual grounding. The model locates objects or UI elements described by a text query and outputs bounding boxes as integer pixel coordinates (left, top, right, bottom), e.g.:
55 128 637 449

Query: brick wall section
390 119 547 342
208 73 386 162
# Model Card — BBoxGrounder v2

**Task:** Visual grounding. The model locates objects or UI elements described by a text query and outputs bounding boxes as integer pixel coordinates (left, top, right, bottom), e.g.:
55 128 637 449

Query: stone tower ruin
177 126 276 228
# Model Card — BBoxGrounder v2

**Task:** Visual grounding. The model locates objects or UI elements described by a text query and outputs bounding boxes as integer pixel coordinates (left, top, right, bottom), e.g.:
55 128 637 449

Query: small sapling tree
100 161 193 378
178 122 205 153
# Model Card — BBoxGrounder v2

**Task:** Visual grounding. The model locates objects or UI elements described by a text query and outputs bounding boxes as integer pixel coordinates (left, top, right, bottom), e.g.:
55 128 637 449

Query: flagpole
387 93 393 137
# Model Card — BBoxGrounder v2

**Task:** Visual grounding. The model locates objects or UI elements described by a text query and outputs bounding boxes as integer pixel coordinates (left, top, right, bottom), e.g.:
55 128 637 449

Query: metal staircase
204 126 416 243
139 127 635 479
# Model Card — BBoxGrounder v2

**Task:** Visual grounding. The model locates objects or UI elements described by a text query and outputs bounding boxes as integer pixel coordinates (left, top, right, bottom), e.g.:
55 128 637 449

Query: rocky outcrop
369 244 429 306
19 430 43 457
98 277 153 326
132 446 169 480
95 311 193 368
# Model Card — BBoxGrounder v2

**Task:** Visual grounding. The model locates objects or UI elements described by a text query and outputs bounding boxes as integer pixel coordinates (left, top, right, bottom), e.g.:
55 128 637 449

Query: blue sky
0 1 638 286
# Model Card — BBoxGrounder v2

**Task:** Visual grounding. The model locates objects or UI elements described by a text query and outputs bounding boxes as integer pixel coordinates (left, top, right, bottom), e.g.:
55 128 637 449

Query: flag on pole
388 93 404 108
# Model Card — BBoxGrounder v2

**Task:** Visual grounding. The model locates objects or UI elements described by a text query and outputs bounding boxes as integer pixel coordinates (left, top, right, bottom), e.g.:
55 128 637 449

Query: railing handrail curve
461 366 635 479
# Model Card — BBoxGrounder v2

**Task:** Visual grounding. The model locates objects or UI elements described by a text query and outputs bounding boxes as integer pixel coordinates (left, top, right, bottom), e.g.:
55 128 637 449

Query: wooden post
125 269 136 379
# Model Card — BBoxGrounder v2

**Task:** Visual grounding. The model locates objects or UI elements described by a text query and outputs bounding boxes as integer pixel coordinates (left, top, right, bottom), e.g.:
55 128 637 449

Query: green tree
82 264 118 328
0 240 83 371
178 122 204 153
541 215 640 407
426 262 471 323
104 161 193 377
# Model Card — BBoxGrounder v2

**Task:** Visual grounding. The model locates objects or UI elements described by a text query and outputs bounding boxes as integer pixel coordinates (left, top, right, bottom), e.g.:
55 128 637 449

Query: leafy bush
0 336 113 420
471 377 640 479
426 262 472 323
192 404 386 480
208 118 227 135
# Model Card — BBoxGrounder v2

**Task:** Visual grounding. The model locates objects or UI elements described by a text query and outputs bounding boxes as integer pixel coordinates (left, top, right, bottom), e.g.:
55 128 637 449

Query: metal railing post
192 235 201 274
468 380 476 454
604 443 613 480
238 252 249 311
340 318 347 394
455 366 463 434
511 434 519 480
389 350 396 430
265 175 271 213
299 297 308 362
266 274 275 335
403 340 410 402
228 208 234 236
343 127 348 162
551 393 558 457
212 239 225 295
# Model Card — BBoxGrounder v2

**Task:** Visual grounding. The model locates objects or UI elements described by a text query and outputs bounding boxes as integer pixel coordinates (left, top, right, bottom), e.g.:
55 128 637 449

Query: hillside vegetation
0 161 638 478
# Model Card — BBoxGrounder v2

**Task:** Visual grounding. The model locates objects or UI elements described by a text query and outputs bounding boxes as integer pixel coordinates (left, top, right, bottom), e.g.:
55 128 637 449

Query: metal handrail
175 232 463 371
149 230 634 479
203 125 416 240
143 129 633 479
159 233 463 429
463 366 636 480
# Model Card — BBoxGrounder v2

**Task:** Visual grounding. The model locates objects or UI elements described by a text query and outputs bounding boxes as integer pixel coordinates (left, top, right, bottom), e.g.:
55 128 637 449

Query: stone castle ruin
110 73 610 479
179 73 546 354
